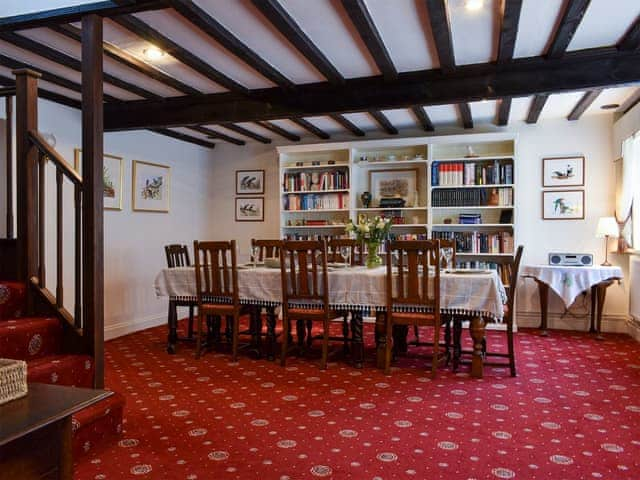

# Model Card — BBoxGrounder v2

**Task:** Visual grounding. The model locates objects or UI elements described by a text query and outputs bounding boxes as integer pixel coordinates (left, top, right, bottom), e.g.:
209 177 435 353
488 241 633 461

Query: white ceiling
0 0 638 145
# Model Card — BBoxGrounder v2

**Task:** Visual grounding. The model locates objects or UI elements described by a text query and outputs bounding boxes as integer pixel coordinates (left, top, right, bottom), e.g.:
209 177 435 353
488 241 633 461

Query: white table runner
154 266 507 321
521 264 622 308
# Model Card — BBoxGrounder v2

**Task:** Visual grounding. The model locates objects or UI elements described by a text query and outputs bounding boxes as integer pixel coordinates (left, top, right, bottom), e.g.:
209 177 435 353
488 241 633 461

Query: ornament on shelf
360 191 372 208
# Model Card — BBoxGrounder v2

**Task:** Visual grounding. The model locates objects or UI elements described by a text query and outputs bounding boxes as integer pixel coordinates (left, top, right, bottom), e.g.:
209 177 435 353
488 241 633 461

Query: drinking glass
340 246 351 267
443 248 454 270
250 245 260 268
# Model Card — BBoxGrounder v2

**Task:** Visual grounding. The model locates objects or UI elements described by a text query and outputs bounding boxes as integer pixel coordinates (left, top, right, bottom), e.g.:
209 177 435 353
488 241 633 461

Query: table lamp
595 216 619 266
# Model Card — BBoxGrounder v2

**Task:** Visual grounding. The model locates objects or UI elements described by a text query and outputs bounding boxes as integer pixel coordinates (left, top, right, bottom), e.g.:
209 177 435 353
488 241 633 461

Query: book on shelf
282 169 349 192
283 192 349 211
431 187 513 207
431 160 513 186
433 231 514 254
284 233 347 241
455 260 513 286
389 233 428 241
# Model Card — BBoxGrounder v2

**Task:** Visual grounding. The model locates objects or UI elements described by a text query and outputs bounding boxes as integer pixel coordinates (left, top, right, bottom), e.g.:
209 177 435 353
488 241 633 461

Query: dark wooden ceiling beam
340 0 397 80
111 14 248 94
251 0 344 85
496 97 511 126
329 113 365 137
187 126 245 145
620 88 640 114
104 47 640 130
48 23 200 95
618 15 640 51
369 110 398 135
567 89 602 120
255 121 300 141
424 0 456 72
289 118 330 139
0 0 168 32
218 123 271 144
411 106 434 131
497 0 523 62
546 0 590 58
170 0 294 89
458 103 473 129
151 128 216 148
526 94 549 123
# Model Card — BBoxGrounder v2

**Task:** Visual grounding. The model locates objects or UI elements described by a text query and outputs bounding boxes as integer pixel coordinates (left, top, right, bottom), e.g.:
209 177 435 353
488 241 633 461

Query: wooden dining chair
193 240 246 360
164 244 196 341
385 240 442 377
251 238 283 261
279 240 336 369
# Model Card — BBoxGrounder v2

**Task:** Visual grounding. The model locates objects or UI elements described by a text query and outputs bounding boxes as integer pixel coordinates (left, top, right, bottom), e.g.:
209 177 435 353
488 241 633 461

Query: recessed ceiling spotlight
143 46 165 61
465 0 484 11
600 103 620 110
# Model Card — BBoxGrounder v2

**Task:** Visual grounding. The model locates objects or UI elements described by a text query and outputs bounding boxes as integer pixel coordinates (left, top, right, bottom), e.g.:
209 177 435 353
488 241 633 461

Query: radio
548 253 593 267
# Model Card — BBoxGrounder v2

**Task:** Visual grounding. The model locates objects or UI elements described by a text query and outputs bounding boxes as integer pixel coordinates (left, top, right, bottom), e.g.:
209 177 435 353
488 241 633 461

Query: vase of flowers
345 215 392 268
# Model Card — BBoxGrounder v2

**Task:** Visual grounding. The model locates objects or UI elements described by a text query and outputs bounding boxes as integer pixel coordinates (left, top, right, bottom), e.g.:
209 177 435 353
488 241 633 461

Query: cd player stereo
548 253 593 267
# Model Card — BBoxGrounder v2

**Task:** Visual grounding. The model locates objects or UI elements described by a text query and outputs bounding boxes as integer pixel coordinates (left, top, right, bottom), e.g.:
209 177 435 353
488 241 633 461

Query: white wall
1 99 218 339
206 115 629 332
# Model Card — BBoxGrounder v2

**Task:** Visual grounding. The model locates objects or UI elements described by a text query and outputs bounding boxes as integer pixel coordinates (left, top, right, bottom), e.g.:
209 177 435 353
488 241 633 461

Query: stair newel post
81 14 105 389
5 96 13 239
12 68 40 315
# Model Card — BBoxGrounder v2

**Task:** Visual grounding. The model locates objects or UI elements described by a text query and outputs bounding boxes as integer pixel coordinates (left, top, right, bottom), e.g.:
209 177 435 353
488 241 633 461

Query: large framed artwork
132 160 171 212
73 148 124 210
235 197 264 222
369 169 418 208
542 189 585 220
542 156 585 187
236 169 265 195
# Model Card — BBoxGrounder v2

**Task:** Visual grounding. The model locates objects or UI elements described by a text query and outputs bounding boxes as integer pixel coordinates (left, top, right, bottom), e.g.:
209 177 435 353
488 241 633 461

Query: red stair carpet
0 281 125 457
74 317 640 479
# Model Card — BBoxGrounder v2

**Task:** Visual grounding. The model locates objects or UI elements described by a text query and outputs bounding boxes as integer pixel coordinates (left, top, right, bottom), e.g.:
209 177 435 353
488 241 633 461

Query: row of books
283 193 349 211
455 260 513 286
431 160 513 186
282 170 349 192
431 188 513 207
432 231 514 254
283 234 348 241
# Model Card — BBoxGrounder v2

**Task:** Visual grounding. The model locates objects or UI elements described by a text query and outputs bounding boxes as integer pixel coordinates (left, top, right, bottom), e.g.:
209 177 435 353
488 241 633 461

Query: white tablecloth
154 266 507 321
521 265 623 308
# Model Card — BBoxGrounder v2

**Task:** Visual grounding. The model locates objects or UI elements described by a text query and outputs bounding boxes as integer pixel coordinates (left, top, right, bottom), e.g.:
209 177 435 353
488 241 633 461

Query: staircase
0 280 125 456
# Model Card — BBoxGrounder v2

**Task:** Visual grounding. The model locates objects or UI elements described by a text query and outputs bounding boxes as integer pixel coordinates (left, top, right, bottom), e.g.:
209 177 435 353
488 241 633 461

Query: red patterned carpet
74 319 640 480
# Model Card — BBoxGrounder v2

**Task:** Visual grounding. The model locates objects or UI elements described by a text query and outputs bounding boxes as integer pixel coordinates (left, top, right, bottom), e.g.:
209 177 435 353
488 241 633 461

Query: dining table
154 264 507 378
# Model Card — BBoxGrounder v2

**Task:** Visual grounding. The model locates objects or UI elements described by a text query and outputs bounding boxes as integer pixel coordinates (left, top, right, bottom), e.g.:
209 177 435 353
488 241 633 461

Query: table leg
350 311 364 369
296 319 306 351
375 311 386 369
452 317 462 373
393 325 409 356
536 280 549 336
589 285 598 333
59 416 73 480
595 281 612 340
266 306 277 361
469 316 486 379
167 300 177 354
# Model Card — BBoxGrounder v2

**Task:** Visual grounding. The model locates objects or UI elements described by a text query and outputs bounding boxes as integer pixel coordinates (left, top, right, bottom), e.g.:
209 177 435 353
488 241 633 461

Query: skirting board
627 316 640 342
105 312 166 341
515 311 629 334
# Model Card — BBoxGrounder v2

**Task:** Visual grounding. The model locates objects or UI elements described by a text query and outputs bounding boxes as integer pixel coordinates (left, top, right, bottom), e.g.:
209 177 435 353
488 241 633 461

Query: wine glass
443 247 454 270
250 245 260 268
340 246 351 267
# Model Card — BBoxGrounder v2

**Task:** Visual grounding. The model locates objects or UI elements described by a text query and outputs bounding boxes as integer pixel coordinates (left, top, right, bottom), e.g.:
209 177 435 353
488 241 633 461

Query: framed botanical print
73 148 124 210
132 160 171 212
236 169 265 195
542 189 585 220
542 156 585 187
369 169 418 207
235 197 264 222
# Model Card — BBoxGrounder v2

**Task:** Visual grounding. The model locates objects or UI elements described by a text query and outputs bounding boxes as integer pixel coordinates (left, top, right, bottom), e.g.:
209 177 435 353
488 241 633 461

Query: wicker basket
0 358 28 405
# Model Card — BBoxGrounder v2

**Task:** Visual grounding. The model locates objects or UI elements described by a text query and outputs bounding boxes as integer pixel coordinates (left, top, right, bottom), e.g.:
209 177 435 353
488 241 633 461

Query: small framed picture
369 169 418 207
235 197 264 222
542 156 585 187
132 160 171 213
542 190 584 220
236 169 265 195
74 148 124 210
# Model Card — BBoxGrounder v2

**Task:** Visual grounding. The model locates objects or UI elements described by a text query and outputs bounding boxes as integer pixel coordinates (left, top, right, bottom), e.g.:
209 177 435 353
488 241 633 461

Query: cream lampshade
595 217 619 266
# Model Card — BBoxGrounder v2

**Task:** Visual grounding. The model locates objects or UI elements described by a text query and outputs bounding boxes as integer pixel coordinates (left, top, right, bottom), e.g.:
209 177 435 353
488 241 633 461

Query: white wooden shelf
355 159 428 167
391 224 427 228
431 205 513 210
281 189 350 195
432 155 513 163
457 252 514 257
282 225 346 229
431 184 514 189
431 223 514 228
282 208 349 213
282 163 349 171
355 207 426 211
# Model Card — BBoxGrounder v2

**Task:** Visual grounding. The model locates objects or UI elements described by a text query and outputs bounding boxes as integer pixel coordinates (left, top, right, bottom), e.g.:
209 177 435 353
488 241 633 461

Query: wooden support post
81 14 104 389
13 69 40 314
5 96 13 238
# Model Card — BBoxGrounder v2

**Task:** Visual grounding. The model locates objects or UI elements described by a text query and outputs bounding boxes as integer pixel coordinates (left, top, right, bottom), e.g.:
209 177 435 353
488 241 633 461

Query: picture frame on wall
542 189 585 220
235 197 264 222
236 169 265 195
73 148 124 210
369 169 418 208
542 156 585 187
132 160 171 212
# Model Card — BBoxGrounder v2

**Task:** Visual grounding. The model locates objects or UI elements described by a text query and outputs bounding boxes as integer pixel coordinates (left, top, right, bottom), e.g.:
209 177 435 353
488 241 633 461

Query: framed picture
542 156 585 187
132 160 171 212
73 148 124 210
369 169 418 207
236 169 265 195
542 190 585 220
235 197 264 222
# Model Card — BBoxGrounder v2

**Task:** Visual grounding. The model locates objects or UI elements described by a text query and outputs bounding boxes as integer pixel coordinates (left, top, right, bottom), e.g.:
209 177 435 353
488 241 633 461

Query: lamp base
600 261 612 267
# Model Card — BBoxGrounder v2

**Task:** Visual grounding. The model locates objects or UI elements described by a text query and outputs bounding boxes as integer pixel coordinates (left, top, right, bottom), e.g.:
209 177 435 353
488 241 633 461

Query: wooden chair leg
384 319 393 375
195 310 204 359
413 325 420 343
431 321 440 378
321 318 329 370
444 318 451 365
280 314 289 367
342 312 350 354
232 313 239 363
507 324 516 377
188 305 194 338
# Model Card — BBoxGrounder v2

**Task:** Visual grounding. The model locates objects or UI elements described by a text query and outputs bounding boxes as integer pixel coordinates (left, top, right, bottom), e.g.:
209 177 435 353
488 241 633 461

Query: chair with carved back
452 245 524 377
251 238 283 262
164 244 197 341
279 240 337 369
385 240 442 377
193 240 248 360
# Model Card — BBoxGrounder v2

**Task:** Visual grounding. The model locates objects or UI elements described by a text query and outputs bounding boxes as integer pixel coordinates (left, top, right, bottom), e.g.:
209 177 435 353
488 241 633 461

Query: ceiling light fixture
143 46 165 61
465 0 484 11
600 103 620 110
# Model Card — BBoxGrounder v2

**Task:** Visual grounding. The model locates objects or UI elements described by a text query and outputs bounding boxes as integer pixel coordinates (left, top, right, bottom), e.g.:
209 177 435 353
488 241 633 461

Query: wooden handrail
28 130 82 185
